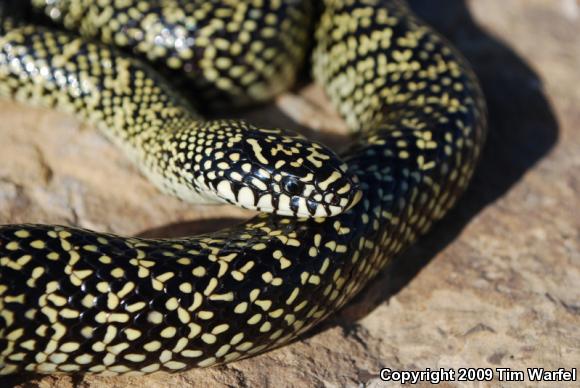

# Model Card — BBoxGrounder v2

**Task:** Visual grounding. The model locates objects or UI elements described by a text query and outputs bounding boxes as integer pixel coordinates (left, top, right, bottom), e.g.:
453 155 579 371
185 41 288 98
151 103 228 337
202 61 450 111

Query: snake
0 0 487 376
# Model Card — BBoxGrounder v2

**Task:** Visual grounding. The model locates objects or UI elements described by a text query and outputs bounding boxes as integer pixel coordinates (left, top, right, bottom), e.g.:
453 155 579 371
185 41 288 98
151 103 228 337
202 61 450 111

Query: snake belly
0 0 487 376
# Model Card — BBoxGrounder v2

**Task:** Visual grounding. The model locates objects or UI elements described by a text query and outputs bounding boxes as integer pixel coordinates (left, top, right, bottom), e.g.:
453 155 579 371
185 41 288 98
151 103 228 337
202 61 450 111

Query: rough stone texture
0 0 578 386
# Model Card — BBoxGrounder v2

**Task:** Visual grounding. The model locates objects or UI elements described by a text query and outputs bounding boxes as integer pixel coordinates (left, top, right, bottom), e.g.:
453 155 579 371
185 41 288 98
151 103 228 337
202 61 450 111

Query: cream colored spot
197 357 217 367
247 314 262 325
161 326 177 338
124 328 142 341
165 361 186 370
75 354 93 365
140 363 160 373
236 342 254 351
234 302 248 314
198 310 214 320
110 267 125 278
192 266 206 277
143 341 162 352
182 349 203 358
159 350 172 363
81 326 94 339
108 342 130 355
30 240 45 249
147 311 164 324
14 230 30 238
179 282 193 293
126 301 146 313
209 292 234 301
212 324 229 335
201 333 216 344
59 342 80 353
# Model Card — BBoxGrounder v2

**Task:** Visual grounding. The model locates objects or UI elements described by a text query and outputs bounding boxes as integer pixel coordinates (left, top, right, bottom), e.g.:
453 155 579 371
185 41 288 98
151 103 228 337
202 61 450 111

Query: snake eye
283 178 304 196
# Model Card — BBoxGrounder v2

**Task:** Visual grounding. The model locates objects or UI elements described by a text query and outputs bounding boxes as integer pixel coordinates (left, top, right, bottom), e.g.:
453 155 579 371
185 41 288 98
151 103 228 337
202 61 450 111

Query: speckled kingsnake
0 0 487 375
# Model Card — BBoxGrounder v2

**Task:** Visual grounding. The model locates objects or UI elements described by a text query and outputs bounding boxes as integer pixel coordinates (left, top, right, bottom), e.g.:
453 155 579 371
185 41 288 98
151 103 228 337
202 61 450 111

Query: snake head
201 123 362 218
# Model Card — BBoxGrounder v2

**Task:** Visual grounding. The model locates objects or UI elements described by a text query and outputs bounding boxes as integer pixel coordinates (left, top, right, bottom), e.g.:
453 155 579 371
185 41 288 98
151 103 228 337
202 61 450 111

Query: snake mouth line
235 188 363 218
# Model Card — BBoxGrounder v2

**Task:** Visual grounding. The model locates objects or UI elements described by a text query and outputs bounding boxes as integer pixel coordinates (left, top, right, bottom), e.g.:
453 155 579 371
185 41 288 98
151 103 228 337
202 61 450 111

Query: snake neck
0 22 361 214
0 23 215 200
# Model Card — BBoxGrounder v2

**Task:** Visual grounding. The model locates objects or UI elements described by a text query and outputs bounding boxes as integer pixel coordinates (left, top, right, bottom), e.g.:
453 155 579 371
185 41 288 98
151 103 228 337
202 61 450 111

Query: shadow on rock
324 0 559 329
138 217 249 238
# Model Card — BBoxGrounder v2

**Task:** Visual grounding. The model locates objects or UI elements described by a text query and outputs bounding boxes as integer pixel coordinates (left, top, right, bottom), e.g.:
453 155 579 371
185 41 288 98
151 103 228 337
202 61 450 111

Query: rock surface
0 0 578 386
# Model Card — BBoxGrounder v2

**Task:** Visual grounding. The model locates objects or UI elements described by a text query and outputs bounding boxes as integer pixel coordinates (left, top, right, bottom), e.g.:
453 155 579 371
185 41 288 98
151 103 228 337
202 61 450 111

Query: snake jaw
210 166 362 218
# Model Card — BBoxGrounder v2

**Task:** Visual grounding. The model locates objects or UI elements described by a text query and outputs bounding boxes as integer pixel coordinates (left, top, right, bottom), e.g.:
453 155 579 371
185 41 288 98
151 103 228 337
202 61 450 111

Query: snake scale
0 0 486 375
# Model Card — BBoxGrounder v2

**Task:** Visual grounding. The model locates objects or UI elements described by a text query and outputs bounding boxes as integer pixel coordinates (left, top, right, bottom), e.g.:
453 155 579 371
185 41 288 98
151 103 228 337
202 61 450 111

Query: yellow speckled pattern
0 1 360 219
0 0 486 375
32 0 314 107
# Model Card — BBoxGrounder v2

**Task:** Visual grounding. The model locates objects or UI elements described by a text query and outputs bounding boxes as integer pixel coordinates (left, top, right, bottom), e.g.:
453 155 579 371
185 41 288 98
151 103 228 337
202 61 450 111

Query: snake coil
0 0 486 375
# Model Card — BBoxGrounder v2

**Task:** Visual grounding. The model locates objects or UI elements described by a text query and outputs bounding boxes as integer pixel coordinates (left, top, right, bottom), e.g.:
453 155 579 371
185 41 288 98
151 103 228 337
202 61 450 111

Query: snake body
0 0 487 375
